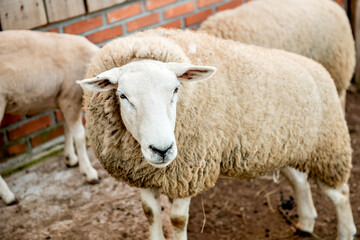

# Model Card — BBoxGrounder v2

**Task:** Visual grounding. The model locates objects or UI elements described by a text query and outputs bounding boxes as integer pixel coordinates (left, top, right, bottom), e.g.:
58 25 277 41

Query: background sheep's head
78 60 216 168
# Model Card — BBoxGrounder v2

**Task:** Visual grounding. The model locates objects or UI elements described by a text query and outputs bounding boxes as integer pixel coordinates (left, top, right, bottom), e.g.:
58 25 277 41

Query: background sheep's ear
165 62 216 82
76 68 122 92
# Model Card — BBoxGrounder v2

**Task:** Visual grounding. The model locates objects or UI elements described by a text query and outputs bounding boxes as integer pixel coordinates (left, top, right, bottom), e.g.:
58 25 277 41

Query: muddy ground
1 88 359 240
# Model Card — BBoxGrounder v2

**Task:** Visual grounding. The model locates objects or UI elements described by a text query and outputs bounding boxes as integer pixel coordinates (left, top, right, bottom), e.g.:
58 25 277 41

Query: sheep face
78 60 216 168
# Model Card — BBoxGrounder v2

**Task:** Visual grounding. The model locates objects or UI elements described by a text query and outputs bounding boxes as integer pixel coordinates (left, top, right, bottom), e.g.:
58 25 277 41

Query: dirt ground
0 88 359 240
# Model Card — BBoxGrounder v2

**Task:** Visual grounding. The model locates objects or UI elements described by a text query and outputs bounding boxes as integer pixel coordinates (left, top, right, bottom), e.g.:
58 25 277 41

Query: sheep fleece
84 29 352 199
200 0 355 94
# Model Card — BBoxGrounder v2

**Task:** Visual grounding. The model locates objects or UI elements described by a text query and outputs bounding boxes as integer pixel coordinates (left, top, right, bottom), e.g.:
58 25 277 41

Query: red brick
160 19 182 29
164 2 195 19
145 0 176 11
55 110 63 122
0 142 27 160
126 13 160 32
217 0 242 11
185 9 213 26
46 28 59 33
198 0 223 8
31 125 64 147
1 114 23 128
64 15 103 34
107 2 142 23
8 115 52 141
86 26 123 44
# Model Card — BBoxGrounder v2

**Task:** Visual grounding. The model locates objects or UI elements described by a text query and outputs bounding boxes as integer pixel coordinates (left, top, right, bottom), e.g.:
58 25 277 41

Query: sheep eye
120 94 127 100
174 87 179 94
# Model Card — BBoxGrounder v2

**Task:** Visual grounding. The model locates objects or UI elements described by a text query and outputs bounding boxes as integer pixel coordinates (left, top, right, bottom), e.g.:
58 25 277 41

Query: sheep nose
149 144 173 158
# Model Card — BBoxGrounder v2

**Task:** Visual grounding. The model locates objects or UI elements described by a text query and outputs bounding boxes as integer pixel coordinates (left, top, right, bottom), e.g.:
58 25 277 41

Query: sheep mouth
141 145 177 168
145 158 175 168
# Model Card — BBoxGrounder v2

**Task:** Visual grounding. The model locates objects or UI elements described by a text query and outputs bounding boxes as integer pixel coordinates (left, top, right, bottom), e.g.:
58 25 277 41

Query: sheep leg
170 197 191 240
317 181 356 240
339 89 346 116
140 188 165 240
63 121 78 167
63 115 99 184
0 175 17 205
281 167 317 233
0 99 17 205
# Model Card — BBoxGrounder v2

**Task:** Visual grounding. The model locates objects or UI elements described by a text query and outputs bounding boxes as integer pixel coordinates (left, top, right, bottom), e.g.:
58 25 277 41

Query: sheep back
0 30 98 115
199 0 355 94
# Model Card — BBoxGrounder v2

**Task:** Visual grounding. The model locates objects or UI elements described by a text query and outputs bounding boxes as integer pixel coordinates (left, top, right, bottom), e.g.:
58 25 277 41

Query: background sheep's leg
0 175 17 205
67 118 99 183
140 188 165 240
58 87 98 184
281 167 317 233
170 197 191 240
317 181 356 240
63 122 78 167
339 89 346 116
0 99 17 205
60 107 99 184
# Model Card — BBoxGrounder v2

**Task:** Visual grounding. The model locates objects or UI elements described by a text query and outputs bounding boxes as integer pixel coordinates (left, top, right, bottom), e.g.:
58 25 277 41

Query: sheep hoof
296 217 315 234
87 178 100 185
294 229 312 237
83 167 99 185
65 162 79 168
5 197 19 206
64 155 79 168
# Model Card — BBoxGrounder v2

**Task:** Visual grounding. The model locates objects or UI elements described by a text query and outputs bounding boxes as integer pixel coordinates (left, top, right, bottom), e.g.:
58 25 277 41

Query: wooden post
86 0 127 13
0 0 47 30
44 0 85 23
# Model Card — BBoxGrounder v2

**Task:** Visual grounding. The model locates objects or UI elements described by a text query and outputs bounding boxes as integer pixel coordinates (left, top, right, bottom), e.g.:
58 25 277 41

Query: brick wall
38 0 252 44
0 0 346 174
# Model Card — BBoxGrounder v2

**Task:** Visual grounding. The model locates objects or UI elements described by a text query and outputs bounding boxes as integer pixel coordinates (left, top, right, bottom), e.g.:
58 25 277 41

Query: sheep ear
76 68 122 92
165 62 216 82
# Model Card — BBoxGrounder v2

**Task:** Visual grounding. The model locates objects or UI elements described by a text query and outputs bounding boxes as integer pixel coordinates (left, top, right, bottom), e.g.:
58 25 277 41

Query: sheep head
77 60 216 168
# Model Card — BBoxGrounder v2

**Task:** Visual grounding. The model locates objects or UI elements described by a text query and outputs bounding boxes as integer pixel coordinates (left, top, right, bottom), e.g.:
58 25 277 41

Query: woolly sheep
0 30 100 205
200 0 355 111
200 0 356 232
78 28 356 240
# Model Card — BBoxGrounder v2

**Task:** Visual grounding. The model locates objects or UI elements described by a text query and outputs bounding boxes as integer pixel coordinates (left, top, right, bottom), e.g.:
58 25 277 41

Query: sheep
199 0 355 112
0 30 100 205
78 28 356 240
200 0 356 232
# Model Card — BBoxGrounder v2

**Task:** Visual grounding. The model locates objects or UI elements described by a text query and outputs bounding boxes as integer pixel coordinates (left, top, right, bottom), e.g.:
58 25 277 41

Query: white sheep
0 30 100 205
200 0 355 111
78 28 356 240
200 0 356 232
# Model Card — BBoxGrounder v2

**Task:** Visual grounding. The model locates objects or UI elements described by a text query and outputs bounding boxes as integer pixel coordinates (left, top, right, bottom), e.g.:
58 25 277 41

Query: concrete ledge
0 136 64 176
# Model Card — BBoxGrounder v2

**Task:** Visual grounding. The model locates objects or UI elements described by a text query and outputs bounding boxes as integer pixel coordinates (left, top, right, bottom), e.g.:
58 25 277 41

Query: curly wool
199 0 355 94
84 29 352 199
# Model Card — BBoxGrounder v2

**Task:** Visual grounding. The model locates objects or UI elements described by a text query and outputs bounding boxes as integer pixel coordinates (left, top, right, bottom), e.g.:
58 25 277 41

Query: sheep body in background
0 30 100 205
79 28 356 240
200 0 355 110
